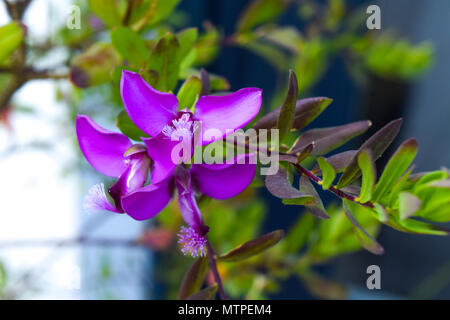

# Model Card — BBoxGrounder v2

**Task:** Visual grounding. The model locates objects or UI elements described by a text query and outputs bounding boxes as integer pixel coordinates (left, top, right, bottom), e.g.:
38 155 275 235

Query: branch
0 237 139 248
205 238 227 300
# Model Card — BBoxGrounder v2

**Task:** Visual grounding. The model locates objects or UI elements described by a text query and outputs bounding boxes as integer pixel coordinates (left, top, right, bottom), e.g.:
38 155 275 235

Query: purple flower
122 154 256 257
76 115 151 213
120 70 262 184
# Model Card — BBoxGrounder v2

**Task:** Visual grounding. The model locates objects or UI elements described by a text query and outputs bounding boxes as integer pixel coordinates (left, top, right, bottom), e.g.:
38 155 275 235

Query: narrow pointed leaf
254 97 332 130
237 0 290 32
299 175 329 219
200 68 210 96
373 138 418 201
312 150 357 175
217 230 284 262
343 200 384 255
279 144 313 164
187 284 218 300
277 70 298 142
316 157 336 190
357 150 376 203
291 120 371 156
399 192 421 220
178 257 209 300
177 75 201 109
338 119 403 188
265 167 314 203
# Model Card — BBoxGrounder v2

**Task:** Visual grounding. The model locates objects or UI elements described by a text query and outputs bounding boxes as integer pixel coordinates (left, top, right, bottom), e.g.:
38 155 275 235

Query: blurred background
0 0 449 299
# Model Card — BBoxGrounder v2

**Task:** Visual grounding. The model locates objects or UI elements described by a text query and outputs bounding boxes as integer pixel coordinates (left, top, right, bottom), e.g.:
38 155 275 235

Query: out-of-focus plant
228 0 433 100
0 0 446 301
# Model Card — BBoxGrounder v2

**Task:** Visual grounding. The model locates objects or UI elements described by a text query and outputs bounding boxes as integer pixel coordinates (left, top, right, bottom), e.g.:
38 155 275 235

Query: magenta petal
174 168 209 235
193 88 262 145
76 115 132 177
190 154 256 200
121 181 172 221
143 133 179 184
108 151 151 210
120 70 178 136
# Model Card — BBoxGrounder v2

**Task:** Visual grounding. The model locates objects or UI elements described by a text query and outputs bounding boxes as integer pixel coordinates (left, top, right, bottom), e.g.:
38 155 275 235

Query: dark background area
176 0 450 299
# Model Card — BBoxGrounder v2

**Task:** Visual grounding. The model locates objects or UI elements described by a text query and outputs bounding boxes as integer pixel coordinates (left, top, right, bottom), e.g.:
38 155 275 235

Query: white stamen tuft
83 183 118 212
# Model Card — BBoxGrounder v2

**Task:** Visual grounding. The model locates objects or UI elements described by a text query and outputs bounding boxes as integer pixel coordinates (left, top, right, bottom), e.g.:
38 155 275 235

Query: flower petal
143 133 179 184
108 151 151 210
76 115 131 177
174 167 209 235
121 181 173 221
120 70 178 136
190 154 256 199
193 88 262 145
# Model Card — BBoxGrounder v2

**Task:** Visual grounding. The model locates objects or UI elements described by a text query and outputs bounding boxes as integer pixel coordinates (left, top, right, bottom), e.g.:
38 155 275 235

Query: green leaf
237 0 290 32
217 230 284 262
254 97 332 131
88 0 122 28
178 257 209 300
357 150 376 203
177 75 201 110
282 213 315 254
290 120 371 156
277 70 298 143
147 33 180 91
116 110 149 141
130 0 181 30
399 191 421 220
343 200 384 255
338 119 403 188
0 22 23 64
311 150 357 175
186 284 218 300
176 28 198 62
111 27 150 67
414 180 450 222
316 157 336 190
373 138 418 202
180 68 230 91
70 43 119 88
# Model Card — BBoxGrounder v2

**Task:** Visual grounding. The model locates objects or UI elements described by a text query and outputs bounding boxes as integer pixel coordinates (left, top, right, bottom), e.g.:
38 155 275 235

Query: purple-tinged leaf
279 144 313 164
399 192 421 220
298 175 329 219
254 97 332 130
311 150 357 175
290 120 371 156
178 257 209 300
200 68 210 96
343 200 384 255
186 284 218 300
277 70 298 142
217 230 284 262
372 138 418 201
337 119 403 188
265 167 314 202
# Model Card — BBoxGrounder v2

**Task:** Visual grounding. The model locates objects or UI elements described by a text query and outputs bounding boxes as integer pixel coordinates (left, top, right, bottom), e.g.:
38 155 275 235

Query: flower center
177 226 207 258
162 113 197 141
